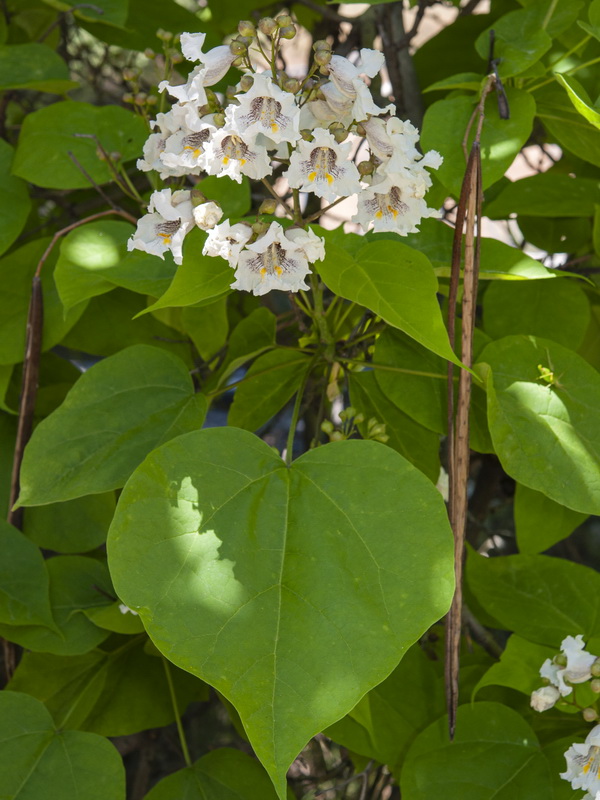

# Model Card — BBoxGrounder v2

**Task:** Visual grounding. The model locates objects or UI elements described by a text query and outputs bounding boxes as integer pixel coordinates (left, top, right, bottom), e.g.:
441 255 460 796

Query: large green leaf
400 702 551 799
0 555 113 655
215 306 276 386
0 520 55 629
421 89 536 197
475 8 551 78
8 638 206 736
181 298 229 362
55 220 177 310
472 635 556 700
0 691 125 800
13 101 147 189
228 349 311 431
514 484 588 555
485 173 600 219
555 73 600 131
18 345 206 506
518 215 592 254
0 42 77 92
23 493 116 553
478 335 600 515
144 228 233 313
325 643 445 775
42 0 129 27
482 279 590 350
0 238 87 366
196 174 252 218
348 370 441 482
0 139 31 257
318 240 461 365
466 550 600 647
145 749 280 800
107 428 455 798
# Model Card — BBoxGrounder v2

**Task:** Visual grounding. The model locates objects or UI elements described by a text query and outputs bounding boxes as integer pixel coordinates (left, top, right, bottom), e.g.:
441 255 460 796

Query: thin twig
68 150 124 212
292 0 351 24
37 3 103 42
261 178 294 219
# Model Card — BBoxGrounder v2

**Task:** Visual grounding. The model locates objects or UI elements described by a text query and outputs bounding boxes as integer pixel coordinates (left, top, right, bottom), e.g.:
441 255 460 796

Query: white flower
561 725 600 795
159 64 210 105
193 201 223 230
530 685 560 712
540 635 598 697
119 603 138 616
327 51 393 122
285 128 362 203
231 222 314 296
202 220 253 267
353 170 440 235
284 226 325 264
206 127 272 183
127 189 194 265
159 32 235 104
160 116 217 174
229 72 300 144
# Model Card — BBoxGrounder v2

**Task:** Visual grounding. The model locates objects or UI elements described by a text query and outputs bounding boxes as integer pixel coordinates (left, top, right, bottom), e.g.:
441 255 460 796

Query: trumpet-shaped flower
161 115 217 173
229 72 300 144
137 103 197 176
127 189 194 265
561 725 600 795
206 128 273 183
231 222 317 295
327 50 393 122
202 220 253 266
285 127 362 202
530 685 561 712
539 635 598 697
353 171 440 235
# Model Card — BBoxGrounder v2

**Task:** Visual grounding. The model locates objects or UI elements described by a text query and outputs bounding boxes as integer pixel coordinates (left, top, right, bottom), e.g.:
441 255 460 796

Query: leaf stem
162 656 192 768
285 362 313 466
337 356 451 380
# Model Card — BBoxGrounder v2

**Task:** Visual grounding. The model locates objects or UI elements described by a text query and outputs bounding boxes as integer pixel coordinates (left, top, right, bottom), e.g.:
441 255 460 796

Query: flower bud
229 39 247 55
313 39 330 51
321 420 334 434
555 653 568 667
584 707 599 722
358 160 374 176
239 74 254 92
226 84 237 99
375 434 390 443
355 122 367 136
592 658 600 677
592 679 600 693
252 220 270 236
238 20 256 37
355 412 365 424
134 92 147 105
146 94 158 105
319 65 330 76
123 67 137 81
231 55 244 67
122 92 134 103
144 48 155 59
193 201 223 230
156 28 172 41
370 423 387 437
332 127 348 144
171 51 183 64
190 189 208 206
304 77 317 91
109 151 121 162
279 25 296 39
259 198 278 215
283 77 300 93
314 49 332 66
258 16 277 35
330 431 344 442
213 112 225 127
276 13 293 26
300 129 313 141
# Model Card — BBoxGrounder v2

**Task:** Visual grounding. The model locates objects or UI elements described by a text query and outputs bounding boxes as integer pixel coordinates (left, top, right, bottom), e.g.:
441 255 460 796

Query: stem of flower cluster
285 362 313 466
162 657 192 768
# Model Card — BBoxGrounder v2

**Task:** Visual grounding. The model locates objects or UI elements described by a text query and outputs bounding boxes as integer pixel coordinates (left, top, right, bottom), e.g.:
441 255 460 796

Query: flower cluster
128 18 442 294
530 635 600 798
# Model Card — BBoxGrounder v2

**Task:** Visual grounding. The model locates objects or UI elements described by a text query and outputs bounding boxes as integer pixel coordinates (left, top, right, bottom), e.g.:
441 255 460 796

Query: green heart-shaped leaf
107 428 454 798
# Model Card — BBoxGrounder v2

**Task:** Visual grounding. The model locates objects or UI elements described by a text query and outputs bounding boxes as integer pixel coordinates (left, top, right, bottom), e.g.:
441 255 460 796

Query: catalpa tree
0 1 599 799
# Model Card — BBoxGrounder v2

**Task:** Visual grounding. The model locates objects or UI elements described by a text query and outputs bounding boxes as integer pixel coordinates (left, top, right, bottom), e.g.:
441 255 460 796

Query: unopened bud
314 49 331 66
229 39 247 55
276 14 293 26
300 129 313 141
134 92 147 105
238 20 256 37
280 25 296 39
355 412 365 424
231 56 244 67
259 198 277 215
330 431 344 441
375 434 390 443
239 74 254 92
358 160 374 176
313 39 330 51
123 67 136 81
584 707 599 722
332 127 348 143
283 77 300 93
171 51 183 64
213 112 225 127
122 92 134 104
258 16 277 35
356 123 367 137
252 220 270 236
226 85 237 99
555 654 568 667
591 679 600 693
156 28 172 41
190 189 208 206
592 658 600 677
370 423 386 437
321 420 334 434
319 64 330 76
329 121 344 133
147 94 158 105
109 151 121 162
304 77 317 91
144 48 155 59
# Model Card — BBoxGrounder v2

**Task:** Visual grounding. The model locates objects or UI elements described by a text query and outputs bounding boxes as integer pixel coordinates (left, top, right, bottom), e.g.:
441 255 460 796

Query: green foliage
108 428 454 797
